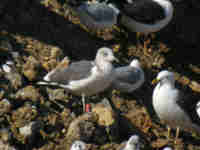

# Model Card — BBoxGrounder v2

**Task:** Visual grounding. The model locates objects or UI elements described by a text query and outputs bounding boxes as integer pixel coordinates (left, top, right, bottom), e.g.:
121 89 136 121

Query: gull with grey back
111 59 145 93
37 47 117 112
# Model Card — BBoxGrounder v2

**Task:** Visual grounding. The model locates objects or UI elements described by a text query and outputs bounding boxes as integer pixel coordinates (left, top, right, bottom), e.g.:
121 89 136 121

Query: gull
70 140 86 150
111 59 145 93
120 135 140 150
68 0 118 30
37 47 118 112
152 70 200 141
108 0 174 33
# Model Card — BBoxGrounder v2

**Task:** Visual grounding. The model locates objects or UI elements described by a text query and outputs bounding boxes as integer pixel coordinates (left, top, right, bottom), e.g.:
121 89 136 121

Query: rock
66 113 98 142
92 98 117 127
2 63 23 90
189 81 200 93
0 140 17 150
0 99 12 116
46 88 69 102
15 85 42 102
0 37 13 52
92 98 119 141
19 121 43 143
0 88 5 100
0 128 12 143
11 104 38 128
22 56 41 81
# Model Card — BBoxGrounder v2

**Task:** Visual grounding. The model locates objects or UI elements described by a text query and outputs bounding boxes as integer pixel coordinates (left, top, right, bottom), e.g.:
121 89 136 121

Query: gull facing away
152 70 200 140
111 59 145 93
68 1 118 30
37 47 117 112
70 140 86 150
120 135 140 150
108 0 174 33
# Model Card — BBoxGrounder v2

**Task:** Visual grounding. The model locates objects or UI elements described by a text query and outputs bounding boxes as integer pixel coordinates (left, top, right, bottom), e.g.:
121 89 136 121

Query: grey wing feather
79 3 115 22
115 67 141 84
47 60 94 84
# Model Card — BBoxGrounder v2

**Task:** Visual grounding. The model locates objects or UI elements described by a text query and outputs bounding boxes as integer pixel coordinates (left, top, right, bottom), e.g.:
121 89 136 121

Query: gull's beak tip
152 79 158 85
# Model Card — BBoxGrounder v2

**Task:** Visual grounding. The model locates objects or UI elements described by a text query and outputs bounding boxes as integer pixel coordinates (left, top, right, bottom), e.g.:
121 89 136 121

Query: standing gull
111 59 145 93
70 140 86 150
37 47 118 112
152 70 200 141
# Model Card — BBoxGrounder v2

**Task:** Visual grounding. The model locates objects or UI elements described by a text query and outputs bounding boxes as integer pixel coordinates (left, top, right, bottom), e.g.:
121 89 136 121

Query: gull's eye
103 52 108 57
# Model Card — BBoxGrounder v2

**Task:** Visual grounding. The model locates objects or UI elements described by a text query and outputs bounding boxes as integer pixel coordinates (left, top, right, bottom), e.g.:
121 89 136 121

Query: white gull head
95 47 117 73
156 70 175 84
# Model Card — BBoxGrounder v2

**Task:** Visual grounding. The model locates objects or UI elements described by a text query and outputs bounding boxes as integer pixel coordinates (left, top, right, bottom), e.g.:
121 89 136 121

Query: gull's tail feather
36 81 61 86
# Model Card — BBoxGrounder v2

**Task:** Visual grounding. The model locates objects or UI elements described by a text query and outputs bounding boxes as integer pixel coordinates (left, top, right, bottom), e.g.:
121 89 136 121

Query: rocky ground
1 0 200 150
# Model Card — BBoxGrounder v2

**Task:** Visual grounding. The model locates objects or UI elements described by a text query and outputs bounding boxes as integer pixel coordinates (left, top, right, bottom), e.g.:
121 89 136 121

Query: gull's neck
95 59 113 74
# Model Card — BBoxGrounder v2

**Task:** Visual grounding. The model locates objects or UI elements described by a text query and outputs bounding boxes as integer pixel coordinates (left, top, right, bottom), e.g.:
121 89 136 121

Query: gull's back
44 60 94 84
111 65 144 93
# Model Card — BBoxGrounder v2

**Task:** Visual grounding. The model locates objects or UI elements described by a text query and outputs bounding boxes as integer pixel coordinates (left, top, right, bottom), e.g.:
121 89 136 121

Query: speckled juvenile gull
70 140 86 150
152 70 200 139
69 1 119 30
37 47 117 111
120 135 140 150
111 59 145 93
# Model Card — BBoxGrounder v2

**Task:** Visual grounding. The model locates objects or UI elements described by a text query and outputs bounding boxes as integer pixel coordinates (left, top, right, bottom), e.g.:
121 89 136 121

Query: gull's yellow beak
152 78 159 85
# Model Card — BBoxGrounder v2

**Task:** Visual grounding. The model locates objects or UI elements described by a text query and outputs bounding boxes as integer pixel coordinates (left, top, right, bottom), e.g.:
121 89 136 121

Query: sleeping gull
111 59 145 93
37 47 118 112
70 140 86 150
108 0 174 33
120 135 140 150
68 1 118 30
152 70 200 141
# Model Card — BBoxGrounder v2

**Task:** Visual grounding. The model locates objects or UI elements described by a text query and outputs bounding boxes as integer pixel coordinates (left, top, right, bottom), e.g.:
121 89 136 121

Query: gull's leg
167 126 171 140
81 93 86 112
174 127 180 144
